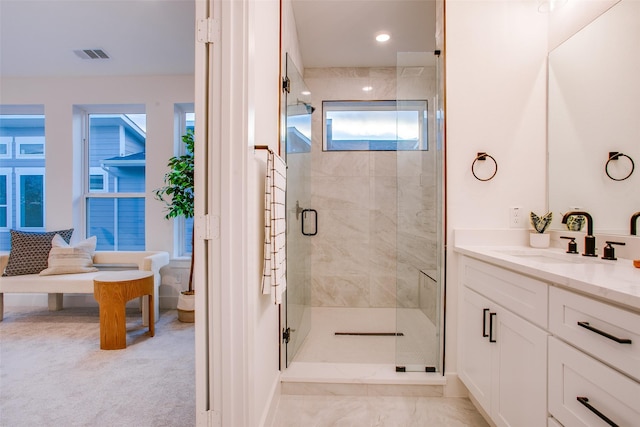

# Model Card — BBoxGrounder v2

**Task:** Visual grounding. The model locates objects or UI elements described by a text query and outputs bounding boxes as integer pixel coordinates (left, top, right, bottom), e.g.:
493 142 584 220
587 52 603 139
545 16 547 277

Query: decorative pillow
2 229 74 276
39 235 99 276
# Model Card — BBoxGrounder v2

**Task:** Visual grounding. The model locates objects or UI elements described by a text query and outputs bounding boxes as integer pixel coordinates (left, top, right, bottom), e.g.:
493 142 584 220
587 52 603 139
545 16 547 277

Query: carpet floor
0 306 195 427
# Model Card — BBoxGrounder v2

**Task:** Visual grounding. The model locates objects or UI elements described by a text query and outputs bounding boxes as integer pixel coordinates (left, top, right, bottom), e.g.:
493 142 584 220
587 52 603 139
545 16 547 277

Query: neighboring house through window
0 110 46 251
0 168 11 232
84 111 146 251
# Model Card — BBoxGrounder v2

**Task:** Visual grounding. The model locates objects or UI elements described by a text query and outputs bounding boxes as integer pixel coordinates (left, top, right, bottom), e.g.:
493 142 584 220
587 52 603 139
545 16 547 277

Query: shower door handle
301 209 317 236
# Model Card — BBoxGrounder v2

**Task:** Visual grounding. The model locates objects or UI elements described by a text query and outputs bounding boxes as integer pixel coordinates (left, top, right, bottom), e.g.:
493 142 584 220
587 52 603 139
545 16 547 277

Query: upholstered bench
0 251 169 325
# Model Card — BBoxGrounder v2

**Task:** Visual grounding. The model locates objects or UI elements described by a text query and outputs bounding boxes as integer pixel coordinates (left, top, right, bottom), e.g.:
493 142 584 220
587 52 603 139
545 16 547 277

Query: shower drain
334 332 404 336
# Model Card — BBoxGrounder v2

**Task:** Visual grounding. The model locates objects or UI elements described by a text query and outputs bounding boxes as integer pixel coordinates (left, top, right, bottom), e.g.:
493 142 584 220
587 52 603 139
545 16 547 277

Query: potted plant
529 211 552 248
154 129 195 322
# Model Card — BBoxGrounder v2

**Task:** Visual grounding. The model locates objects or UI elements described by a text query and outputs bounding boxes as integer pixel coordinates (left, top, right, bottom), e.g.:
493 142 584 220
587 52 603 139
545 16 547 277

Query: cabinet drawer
461 257 548 328
549 337 640 427
549 286 640 381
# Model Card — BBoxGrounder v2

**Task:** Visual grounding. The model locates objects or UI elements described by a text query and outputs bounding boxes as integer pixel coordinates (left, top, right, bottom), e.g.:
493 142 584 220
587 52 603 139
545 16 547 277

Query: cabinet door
459 288 494 414
491 306 548 427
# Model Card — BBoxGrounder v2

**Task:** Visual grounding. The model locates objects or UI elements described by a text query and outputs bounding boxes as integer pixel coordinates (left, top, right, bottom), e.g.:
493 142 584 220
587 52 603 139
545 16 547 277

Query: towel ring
605 152 635 181
472 152 498 181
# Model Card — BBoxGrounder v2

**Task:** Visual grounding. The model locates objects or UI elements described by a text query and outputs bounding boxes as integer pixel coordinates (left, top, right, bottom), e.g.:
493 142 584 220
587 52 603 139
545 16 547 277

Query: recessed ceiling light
362 86 373 92
301 91 311 96
375 33 391 43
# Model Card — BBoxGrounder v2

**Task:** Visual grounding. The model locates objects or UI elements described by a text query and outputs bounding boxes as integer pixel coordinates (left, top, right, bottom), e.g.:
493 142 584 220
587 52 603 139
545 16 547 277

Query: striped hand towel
262 149 287 304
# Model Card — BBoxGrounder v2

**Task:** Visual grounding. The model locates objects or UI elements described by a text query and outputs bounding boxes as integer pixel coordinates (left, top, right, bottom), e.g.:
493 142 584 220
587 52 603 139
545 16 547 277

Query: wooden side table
93 270 155 350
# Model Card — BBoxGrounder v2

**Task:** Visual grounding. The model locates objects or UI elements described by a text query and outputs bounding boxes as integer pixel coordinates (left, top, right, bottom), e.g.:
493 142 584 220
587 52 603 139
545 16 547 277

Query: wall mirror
548 0 639 235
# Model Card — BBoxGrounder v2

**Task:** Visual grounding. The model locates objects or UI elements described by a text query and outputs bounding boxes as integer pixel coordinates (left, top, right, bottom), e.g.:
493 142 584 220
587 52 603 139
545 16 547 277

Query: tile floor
271 395 490 426
273 307 489 426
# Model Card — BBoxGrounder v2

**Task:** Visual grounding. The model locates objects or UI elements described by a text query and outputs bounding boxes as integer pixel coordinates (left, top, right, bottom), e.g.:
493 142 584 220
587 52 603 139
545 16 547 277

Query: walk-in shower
282 50 444 375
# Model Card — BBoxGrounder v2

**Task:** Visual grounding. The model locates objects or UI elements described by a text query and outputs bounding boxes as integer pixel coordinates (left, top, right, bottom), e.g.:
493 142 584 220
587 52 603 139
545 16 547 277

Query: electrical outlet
509 206 525 228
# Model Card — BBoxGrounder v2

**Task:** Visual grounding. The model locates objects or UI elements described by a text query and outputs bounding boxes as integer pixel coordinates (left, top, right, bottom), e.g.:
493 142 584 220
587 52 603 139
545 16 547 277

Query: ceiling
292 0 437 68
0 0 195 77
0 0 436 78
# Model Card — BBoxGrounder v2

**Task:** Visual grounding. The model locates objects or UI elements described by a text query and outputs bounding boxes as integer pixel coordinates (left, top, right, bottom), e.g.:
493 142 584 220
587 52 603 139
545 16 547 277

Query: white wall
282 0 304 77
247 1 282 424
548 0 619 51
0 74 194 307
198 0 281 424
444 0 548 380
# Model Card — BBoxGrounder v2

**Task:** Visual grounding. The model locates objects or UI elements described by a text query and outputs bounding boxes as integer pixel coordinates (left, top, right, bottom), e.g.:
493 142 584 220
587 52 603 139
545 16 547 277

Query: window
0 137 11 158
16 136 45 158
84 111 146 251
175 106 194 257
0 111 46 250
0 169 11 230
89 167 108 192
15 168 45 229
323 100 428 151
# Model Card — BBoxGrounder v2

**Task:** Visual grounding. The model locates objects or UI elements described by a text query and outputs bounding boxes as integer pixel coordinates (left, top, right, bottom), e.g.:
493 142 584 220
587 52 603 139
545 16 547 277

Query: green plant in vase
530 211 552 233
154 129 195 322
529 211 552 248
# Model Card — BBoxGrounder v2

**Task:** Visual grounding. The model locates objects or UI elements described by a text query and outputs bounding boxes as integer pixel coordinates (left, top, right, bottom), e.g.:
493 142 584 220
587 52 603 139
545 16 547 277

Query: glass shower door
283 54 313 366
395 51 443 372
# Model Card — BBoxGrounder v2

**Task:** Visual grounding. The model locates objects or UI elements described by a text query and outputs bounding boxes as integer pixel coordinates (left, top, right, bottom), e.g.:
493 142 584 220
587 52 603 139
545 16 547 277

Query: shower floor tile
293 307 396 364
292 307 438 366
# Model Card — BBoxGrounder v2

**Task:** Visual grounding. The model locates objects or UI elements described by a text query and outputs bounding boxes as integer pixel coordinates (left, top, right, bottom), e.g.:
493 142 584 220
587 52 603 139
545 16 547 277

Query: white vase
529 233 550 248
177 292 195 323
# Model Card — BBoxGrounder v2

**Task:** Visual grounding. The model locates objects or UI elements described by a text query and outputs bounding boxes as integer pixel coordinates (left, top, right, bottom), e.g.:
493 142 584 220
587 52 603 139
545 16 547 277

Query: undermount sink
496 249 610 265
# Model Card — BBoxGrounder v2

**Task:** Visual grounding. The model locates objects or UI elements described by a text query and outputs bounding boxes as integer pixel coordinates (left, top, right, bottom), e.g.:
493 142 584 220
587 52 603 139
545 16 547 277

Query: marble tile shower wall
304 67 438 309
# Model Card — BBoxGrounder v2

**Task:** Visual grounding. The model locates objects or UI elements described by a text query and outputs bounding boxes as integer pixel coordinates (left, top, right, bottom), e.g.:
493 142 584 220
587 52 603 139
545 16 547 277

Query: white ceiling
292 0 437 68
0 0 436 78
0 0 196 77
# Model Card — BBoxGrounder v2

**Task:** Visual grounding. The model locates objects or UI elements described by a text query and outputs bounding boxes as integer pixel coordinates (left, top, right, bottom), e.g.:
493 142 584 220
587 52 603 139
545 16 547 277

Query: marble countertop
454 244 640 312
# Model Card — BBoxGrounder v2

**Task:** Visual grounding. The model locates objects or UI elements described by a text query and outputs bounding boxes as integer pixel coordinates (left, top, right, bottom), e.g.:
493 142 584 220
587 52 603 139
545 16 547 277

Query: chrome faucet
631 211 640 235
561 211 597 257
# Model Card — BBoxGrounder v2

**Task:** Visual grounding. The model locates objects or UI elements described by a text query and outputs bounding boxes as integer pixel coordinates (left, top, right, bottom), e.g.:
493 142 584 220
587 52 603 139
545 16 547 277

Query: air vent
73 49 110 60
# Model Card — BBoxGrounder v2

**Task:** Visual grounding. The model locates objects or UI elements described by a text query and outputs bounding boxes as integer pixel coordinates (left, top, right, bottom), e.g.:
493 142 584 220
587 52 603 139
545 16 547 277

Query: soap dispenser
560 236 578 254
601 241 625 261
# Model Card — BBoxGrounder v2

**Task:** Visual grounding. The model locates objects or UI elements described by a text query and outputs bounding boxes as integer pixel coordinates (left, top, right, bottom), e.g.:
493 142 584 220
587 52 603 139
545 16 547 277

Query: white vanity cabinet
456 242 640 427
548 286 640 426
459 257 549 427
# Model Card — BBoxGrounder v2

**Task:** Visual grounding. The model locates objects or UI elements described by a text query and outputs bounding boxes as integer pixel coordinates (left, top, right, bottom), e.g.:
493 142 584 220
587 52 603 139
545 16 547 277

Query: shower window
323 100 427 151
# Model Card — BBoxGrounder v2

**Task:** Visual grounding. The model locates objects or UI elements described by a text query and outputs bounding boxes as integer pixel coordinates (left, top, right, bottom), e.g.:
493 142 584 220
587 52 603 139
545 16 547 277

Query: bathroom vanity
455 244 640 427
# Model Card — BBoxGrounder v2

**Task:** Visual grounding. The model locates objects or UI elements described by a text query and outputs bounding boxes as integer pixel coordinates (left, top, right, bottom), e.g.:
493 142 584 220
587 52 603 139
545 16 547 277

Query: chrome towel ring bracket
605 152 635 181
472 152 498 181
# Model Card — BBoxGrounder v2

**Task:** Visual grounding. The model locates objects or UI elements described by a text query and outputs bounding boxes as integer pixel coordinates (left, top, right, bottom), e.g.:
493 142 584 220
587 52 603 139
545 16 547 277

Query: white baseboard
443 372 468 397
260 376 281 427
3 293 140 309
4 293 179 310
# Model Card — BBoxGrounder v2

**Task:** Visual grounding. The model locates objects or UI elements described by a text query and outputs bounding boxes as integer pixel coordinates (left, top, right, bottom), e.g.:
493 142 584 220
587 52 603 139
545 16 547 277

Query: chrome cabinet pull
577 321 632 344
576 397 619 427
